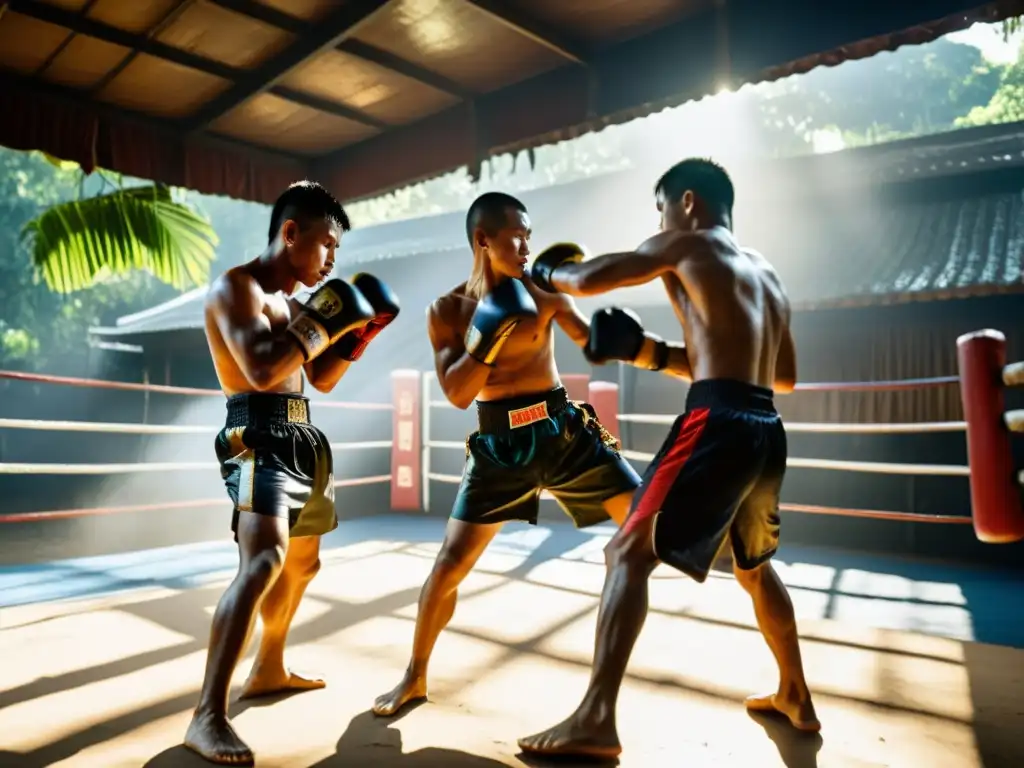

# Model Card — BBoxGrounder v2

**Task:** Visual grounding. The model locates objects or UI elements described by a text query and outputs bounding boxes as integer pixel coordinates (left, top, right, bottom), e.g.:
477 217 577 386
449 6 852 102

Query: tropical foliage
21 182 218 294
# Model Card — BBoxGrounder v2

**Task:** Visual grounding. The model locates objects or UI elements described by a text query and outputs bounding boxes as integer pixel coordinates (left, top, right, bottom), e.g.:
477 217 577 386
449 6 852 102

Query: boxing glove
333 273 401 361
286 278 375 362
464 278 538 366
586 307 668 372
530 242 587 293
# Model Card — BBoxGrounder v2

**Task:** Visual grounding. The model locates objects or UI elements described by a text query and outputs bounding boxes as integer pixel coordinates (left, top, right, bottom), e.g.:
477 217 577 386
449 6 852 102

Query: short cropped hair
655 158 734 217
465 192 527 245
268 180 350 243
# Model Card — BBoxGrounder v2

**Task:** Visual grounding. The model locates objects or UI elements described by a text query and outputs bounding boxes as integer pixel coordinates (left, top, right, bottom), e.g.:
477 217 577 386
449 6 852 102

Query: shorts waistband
225 393 311 428
685 379 775 414
476 387 569 434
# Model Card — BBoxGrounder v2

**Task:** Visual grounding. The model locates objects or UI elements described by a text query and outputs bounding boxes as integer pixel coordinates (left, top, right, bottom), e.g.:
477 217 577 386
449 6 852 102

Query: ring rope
1 416 973 437
1004 361 1024 387
0 441 393 475
616 414 966 433
778 503 972 524
1005 409 1024 433
423 440 968 477
423 372 961 393
426 440 466 450
423 471 970 523
0 473 393 524
0 370 393 411
619 449 969 477
792 375 960 392
0 418 217 435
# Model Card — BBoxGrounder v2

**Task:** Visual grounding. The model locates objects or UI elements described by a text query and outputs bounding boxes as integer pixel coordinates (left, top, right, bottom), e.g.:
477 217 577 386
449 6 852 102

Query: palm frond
20 185 219 294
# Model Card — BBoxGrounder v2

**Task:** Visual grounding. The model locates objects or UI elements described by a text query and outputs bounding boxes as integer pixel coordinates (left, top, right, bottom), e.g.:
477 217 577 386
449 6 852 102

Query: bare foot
184 710 254 766
372 672 427 717
746 692 821 732
239 667 326 700
517 716 622 759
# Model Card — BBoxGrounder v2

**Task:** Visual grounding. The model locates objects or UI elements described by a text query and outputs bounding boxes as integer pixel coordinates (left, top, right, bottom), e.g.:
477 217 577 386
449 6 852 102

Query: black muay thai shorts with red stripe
623 378 786 583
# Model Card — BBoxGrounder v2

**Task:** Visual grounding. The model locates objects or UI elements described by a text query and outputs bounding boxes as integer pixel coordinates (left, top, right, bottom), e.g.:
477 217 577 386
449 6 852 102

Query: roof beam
462 0 588 64
8 0 388 129
205 0 305 34
208 0 474 100
335 39 476 99
10 0 236 80
88 0 202 95
32 0 102 78
272 86 389 129
183 0 393 133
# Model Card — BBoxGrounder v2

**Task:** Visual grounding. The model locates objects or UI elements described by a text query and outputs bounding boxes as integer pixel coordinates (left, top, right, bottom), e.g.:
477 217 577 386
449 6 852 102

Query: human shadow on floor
307 708 516 767
962 641 1024 767
517 751 619 767
0 750 39 768
747 710 822 768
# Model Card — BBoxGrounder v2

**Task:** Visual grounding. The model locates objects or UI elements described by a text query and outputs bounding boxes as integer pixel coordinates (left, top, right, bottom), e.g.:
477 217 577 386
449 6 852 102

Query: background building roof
90 123 1024 343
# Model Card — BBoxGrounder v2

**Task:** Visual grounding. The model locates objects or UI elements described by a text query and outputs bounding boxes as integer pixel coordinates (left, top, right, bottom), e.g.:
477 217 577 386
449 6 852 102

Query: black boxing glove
332 273 400 361
530 242 587 293
464 278 538 366
286 278 375 362
585 307 668 372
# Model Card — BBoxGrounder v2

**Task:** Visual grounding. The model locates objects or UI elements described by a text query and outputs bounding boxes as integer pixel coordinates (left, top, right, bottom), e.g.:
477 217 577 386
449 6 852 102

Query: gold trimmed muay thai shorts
215 392 336 539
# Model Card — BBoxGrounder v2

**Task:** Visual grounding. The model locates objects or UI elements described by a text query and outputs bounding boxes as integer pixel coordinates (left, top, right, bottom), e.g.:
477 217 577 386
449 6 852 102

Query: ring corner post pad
390 369 421 512
956 329 1024 544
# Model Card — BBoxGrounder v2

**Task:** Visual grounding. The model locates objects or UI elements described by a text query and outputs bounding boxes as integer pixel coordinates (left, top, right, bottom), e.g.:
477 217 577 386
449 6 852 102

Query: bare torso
436 280 564 401
662 227 790 389
204 267 303 397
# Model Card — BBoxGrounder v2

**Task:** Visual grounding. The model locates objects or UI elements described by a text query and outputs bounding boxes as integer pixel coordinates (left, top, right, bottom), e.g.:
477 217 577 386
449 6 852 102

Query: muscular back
664 228 794 389
428 280 567 403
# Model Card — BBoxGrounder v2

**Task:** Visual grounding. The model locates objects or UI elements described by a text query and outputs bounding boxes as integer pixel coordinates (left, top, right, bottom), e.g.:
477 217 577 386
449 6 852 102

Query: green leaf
19 185 219 294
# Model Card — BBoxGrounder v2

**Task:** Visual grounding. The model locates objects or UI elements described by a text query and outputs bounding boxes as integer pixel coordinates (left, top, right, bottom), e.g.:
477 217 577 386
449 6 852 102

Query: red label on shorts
508 402 549 428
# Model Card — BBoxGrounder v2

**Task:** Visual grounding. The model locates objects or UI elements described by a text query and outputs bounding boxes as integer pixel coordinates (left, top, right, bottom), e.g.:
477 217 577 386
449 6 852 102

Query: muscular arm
427 299 491 410
552 294 590 348
660 343 693 381
285 297 353 393
303 346 353 393
209 273 305 391
550 232 681 297
774 322 797 394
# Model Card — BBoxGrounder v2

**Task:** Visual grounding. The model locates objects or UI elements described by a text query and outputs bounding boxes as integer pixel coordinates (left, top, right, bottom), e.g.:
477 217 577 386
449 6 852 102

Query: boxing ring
1 330 1023 767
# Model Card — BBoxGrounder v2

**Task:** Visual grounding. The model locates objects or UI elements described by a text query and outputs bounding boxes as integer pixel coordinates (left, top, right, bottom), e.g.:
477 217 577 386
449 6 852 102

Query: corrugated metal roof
772 186 1024 308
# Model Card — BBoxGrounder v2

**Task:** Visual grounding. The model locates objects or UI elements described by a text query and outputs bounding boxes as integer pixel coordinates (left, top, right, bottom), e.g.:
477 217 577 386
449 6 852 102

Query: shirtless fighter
372 192 641 717
518 158 819 759
186 181 400 765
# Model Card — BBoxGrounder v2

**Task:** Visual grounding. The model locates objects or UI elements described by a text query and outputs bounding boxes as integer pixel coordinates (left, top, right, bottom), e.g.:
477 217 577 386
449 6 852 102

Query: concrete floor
1 514 1022 767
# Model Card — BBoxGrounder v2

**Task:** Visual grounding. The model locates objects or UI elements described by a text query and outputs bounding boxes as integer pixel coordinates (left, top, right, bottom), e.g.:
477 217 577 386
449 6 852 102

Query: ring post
561 374 591 403
956 330 1024 543
390 370 421 512
588 381 620 441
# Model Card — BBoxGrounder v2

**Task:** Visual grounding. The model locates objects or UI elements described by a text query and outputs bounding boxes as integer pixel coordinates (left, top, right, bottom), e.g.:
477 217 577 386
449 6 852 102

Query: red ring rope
1 497 973 525
793 375 959 392
0 370 392 410
0 474 393 523
780 503 971 524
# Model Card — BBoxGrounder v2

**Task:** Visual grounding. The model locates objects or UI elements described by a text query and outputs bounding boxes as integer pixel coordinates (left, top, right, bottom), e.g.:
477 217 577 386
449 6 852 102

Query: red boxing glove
333 273 400 361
